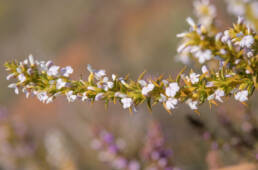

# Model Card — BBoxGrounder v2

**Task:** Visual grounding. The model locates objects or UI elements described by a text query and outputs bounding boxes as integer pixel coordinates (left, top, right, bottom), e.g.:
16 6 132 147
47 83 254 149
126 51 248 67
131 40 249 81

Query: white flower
115 92 127 98
165 82 180 97
159 94 167 103
121 98 133 109
95 70 106 80
112 74 116 81
103 81 114 91
28 54 35 66
206 81 214 87
238 35 254 48
66 91 77 102
95 93 104 101
56 78 66 89
47 65 60 77
22 88 30 98
201 65 208 74
195 49 212 64
37 92 49 103
189 72 200 84
214 89 225 102
8 83 19 94
87 86 95 91
186 17 196 28
6 73 15 80
221 30 231 43
82 92 88 101
18 73 26 83
208 89 225 102
46 96 54 104
207 94 215 101
138 80 147 87
165 98 178 110
60 66 73 77
187 99 198 110
142 83 155 96
235 90 248 102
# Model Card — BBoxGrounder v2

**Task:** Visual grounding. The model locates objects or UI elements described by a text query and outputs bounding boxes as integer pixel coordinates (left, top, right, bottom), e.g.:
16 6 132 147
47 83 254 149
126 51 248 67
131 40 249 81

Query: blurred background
0 0 257 169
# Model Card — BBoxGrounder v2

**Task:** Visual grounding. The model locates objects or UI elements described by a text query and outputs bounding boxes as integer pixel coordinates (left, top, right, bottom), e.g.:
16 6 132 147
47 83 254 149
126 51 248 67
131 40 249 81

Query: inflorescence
4 0 258 114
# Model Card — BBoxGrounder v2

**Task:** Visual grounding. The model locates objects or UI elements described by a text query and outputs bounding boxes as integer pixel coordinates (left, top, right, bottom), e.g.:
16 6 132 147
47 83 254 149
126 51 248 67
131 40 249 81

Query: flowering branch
4 0 258 113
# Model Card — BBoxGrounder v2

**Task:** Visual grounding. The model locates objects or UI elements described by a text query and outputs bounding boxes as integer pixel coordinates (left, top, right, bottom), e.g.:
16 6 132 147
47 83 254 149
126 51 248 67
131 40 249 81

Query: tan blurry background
0 0 257 169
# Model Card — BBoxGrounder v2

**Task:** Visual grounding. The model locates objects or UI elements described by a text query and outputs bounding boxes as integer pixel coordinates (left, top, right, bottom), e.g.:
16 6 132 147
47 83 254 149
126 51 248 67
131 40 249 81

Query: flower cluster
91 122 178 170
4 0 258 114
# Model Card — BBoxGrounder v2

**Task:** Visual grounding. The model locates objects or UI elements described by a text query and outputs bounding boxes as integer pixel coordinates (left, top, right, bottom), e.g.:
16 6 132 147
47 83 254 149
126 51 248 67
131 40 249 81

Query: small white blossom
8 83 19 94
195 49 212 64
142 83 155 96
95 93 104 101
82 92 88 101
247 51 253 58
206 81 214 87
6 73 15 80
47 65 60 77
235 90 248 102
56 78 66 89
104 81 114 91
95 70 106 80
87 86 96 91
22 88 30 98
37 92 49 103
207 94 215 101
28 54 35 66
121 98 133 109
159 94 167 103
221 30 231 43
238 35 254 48
187 99 198 110
46 96 54 104
186 17 196 28
60 66 73 77
201 65 208 74
165 98 178 110
189 72 200 84
115 92 127 98
138 80 147 87
165 82 180 97
18 73 26 83
214 89 225 102
112 74 116 81
16 67 22 73
66 91 77 102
